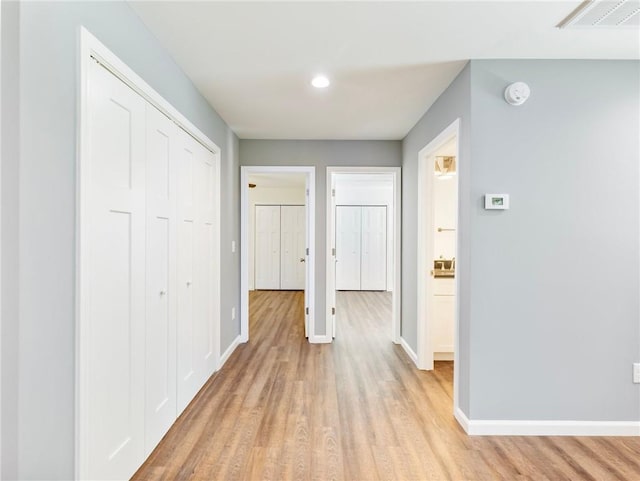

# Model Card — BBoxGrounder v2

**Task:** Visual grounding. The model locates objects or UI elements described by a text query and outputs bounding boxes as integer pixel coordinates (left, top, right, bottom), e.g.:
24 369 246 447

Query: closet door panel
200 149 218 376
255 205 281 290
336 206 361 290
85 61 146 480
176 131 200 413
280 205 305 290
144 105 177 454
361 206 387 291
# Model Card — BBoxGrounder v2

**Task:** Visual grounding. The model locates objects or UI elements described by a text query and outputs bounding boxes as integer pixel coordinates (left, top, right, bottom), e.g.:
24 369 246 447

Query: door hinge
306 307 309 315
332 307 336 315
306 247 309 255
306 188 309 196
332 189 336 197
331 247 336 256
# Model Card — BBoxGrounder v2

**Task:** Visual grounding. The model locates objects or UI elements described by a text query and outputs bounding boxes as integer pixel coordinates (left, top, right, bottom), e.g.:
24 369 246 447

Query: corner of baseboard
218 334 242 369
309 335 332 344
400 337 418 366
454 407 471 433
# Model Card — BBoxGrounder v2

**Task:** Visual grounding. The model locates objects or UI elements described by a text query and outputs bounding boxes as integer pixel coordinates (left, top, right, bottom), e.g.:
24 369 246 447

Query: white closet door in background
255 205 281 289
144 104 177 454
361 206 387 291
280 205 305 290
85 61 146 479
336 206 361 290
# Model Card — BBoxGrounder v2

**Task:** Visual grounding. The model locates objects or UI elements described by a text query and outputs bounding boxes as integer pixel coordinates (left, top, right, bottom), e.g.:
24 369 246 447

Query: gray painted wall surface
468 60 639 421
239 140 402 336
401 64 471 414
2 2 21 479
16 2 240 478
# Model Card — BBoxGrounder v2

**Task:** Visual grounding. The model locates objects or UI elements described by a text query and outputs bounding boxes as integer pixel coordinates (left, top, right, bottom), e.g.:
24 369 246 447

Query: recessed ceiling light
311 75 330 89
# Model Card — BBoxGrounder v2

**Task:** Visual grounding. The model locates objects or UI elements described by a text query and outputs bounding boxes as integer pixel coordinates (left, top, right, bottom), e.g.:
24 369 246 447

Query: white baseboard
434 352 454 361
454 407 640 436
309 334 332 344
218 335 241 369
400 337 418 366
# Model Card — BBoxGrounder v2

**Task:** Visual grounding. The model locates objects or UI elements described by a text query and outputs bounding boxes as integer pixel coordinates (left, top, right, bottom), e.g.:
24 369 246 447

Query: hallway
133 290 640 480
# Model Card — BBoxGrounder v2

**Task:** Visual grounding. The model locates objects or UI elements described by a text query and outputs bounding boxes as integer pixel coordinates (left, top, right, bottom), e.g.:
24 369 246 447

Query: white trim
240 166 316 344
434 352 454 361
76 27 222 481
455 408 640 436
400 337 418 365
416 119 461 417
218 335 241 369
326 167 402 344
309 335 332 344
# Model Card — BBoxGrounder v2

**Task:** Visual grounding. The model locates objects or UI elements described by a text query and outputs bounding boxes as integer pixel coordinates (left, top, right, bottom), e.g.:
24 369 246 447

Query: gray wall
13 2 240 478
467 60 639 421
401 64 472 413
2 2 21 479
402 59 640 422
239 140 402 336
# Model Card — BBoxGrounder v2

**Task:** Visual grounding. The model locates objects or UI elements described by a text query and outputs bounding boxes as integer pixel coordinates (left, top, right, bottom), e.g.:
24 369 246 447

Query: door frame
416 118 461 410
240 166 316 342
76 27 222 480
326 166 401 343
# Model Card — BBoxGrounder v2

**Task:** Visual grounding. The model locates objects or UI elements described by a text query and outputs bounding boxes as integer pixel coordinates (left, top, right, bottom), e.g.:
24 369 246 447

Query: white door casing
84 60 146 480
335 206 361 290
255 205 281 290
280 205 305 290
361 206 387 291
144 104 177 455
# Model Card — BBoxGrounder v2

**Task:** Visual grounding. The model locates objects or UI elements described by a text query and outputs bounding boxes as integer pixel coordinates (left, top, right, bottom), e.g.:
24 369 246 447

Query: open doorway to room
417 119 460 413
326 167 401 344
240 166 316 344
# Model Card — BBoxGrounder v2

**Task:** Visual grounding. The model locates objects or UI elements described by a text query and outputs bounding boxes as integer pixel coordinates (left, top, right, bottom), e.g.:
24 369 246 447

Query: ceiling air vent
557 0 639 28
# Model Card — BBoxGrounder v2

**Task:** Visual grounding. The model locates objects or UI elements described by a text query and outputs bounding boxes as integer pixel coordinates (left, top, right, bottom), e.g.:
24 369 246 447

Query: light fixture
311 75 330 89
504 82 531 106
435 156 456 179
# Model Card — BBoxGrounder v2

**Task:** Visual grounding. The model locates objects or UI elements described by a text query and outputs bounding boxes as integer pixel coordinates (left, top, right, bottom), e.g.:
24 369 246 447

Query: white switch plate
231 307 236 320
633 363 640 384
231 240 236 253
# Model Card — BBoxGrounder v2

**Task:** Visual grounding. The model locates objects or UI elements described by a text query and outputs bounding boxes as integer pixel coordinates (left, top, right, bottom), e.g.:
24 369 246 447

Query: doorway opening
240 166 316 343
417 119 460 413
326 167 401 343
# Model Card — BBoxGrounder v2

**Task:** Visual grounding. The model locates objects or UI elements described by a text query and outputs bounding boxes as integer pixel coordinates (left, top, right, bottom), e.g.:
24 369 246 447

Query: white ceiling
129 1 639 140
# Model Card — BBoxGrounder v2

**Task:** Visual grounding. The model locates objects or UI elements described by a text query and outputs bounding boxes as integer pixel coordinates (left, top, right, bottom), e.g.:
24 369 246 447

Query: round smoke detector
504 82 531 106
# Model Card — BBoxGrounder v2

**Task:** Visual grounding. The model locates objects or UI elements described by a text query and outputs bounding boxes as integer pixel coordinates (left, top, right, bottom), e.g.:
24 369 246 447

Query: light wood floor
133 290 640 481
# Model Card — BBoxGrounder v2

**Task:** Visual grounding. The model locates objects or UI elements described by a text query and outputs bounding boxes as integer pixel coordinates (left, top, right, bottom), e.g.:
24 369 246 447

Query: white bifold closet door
84 59 147 480
82 60 218 480
176 128 218 414
255 205 305 290
335 206 387 291
255 205 281 290
280 205 306 290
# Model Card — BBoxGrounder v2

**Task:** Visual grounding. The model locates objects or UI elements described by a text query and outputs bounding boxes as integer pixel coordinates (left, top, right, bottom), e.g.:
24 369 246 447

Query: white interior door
255 205 281 289
280 205 305 290
361 206 387 291
336 206 361 290
85 60 146 480
144 104 177 454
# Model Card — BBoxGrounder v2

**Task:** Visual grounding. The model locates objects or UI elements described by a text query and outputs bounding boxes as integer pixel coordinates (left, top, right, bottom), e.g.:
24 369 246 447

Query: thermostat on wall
485 194 509 210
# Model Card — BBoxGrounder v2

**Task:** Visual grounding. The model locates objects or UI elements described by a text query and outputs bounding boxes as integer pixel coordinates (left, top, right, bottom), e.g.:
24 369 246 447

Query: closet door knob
186 281 192 287
159 290 166 296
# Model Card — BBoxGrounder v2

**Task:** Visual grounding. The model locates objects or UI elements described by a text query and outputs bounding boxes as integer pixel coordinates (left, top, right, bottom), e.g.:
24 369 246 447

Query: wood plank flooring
133 290 640 481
